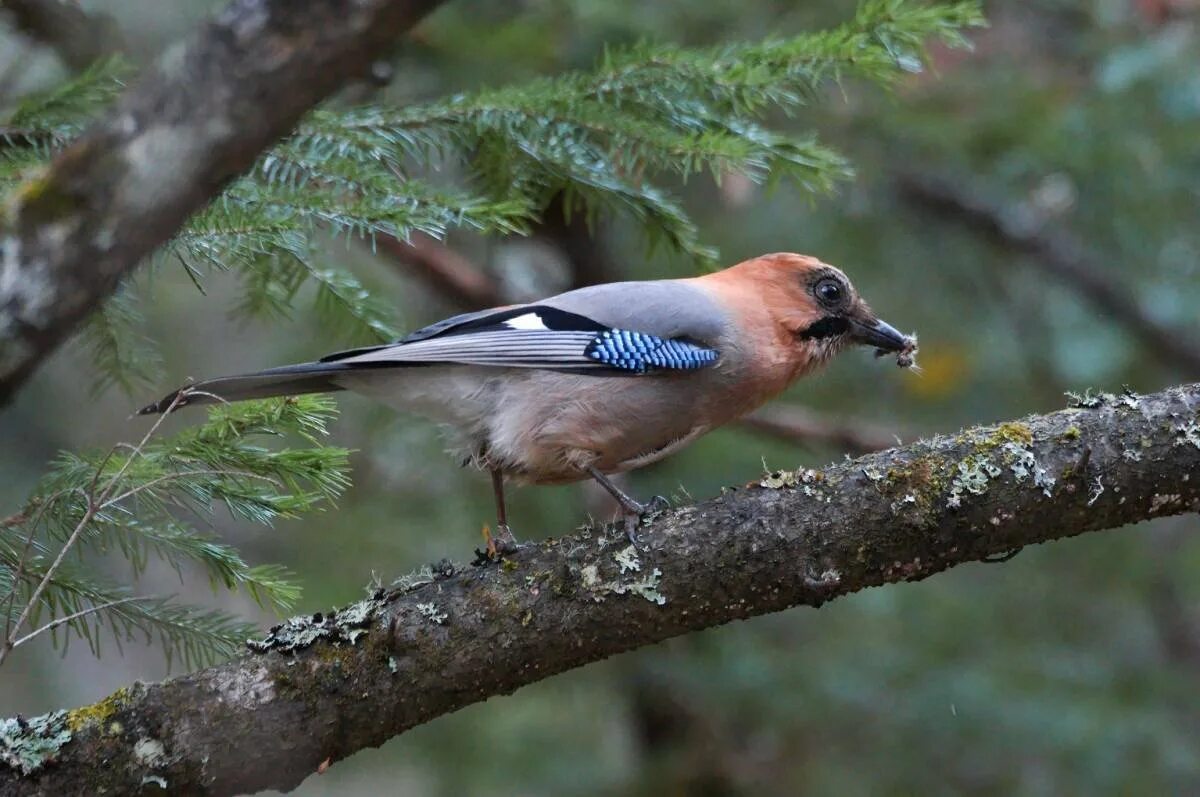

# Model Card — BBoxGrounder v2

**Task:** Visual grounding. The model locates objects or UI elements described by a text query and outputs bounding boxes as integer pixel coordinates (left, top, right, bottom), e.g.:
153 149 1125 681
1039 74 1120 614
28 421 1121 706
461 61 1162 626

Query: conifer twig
7 596 145 650
99 469 284 510
0 0 447 405
0 390 185 667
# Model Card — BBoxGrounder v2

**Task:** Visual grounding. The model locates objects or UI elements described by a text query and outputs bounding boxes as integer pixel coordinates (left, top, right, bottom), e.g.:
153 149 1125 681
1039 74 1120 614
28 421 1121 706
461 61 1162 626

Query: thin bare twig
7 596 146 650
740 405 903 454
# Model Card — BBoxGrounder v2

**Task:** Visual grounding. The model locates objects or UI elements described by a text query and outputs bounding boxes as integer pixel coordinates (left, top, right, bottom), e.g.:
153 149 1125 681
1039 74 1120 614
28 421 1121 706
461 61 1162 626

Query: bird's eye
815 278 844 306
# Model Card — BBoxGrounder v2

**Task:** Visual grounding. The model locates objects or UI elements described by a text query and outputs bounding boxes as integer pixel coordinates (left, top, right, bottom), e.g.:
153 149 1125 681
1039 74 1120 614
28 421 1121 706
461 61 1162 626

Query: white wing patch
503 312 550 331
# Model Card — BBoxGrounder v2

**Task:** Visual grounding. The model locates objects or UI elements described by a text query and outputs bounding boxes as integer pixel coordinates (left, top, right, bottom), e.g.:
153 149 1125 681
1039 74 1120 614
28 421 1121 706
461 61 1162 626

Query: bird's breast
483 369 720 483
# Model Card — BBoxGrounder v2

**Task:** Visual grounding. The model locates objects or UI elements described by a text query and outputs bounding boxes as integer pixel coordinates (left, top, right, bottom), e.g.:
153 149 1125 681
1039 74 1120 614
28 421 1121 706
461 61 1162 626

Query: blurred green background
2 0 1199 794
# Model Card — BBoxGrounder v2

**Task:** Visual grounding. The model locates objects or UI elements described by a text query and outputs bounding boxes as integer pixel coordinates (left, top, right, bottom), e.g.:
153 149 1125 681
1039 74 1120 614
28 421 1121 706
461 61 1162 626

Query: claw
623 515 641 545
493 523 520 555
481 523 520 561
622 496 670 545
644 495 671 514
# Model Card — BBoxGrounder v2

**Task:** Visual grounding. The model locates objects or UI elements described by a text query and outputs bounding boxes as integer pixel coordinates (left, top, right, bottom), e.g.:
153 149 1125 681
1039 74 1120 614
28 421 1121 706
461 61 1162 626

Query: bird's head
712 252 916 372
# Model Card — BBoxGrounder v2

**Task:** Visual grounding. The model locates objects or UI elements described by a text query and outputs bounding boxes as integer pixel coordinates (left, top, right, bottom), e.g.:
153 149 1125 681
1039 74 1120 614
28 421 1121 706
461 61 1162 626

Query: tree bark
0 0 445 405
3 382 1198 795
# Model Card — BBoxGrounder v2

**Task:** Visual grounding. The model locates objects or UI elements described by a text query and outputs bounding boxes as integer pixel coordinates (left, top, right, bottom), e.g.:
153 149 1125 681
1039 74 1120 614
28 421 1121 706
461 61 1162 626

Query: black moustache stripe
799 316 849 340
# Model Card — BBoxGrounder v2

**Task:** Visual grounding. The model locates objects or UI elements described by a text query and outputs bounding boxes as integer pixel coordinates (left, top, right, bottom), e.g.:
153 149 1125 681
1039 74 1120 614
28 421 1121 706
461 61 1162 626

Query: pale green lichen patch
946 457 1001 508
415 602 448 624
0 710 72 775
614 545 641 574
612 569 666 604
760 468 822 489
999 442 1056 497
861 465 886 484
760 468 830 501
579 548 667 605
978 422 1034 449
246 591 390 654
392 565 435 592
580 564 601 587
1065 387 1139 410
760 469 797 489
1066 388 1109 408
948 430 1058 508
133 737 166 768
1150 493 1182 513
1173 422 1200 449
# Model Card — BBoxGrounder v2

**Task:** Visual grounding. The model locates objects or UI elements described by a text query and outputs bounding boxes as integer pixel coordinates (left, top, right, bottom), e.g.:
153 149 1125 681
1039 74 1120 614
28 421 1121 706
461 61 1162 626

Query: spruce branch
0 390 185 668
79 284 162 396
279 0 984 264
0 0 448 405
1 1 983 393
0 56 129 149
7 596 143 651
0 395 349 669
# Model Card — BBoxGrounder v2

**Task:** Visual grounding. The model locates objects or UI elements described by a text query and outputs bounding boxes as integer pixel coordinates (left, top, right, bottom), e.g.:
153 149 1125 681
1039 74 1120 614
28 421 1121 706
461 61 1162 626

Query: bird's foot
480 523 521 561
620 495 671 545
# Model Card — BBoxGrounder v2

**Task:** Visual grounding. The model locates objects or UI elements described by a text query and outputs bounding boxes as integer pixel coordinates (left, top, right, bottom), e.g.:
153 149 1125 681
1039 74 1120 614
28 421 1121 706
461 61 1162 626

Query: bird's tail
137 362 355 415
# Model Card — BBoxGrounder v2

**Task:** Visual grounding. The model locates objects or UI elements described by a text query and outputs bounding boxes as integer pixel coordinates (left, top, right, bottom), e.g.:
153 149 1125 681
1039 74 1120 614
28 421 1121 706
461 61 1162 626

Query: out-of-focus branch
539 192 618 290
1144 521 1200 669
374 191 618 311
5 382 1199 795
375 232 505 310
741 404 901 454
0 0 446 406
0 0 124 70
897 172 1200 377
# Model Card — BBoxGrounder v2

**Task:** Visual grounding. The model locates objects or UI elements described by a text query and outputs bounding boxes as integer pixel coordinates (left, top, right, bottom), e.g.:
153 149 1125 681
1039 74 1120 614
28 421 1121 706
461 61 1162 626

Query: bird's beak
848 317 911 353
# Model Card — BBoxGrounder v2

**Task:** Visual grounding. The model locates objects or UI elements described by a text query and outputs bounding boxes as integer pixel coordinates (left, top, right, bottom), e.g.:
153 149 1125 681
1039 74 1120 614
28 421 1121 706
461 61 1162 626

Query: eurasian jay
140 252 915 546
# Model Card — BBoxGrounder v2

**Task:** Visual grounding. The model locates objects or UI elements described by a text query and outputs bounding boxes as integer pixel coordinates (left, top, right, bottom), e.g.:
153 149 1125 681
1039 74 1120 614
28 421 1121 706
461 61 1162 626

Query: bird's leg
484 468 519 557
585 466 669 543
586 466 647 514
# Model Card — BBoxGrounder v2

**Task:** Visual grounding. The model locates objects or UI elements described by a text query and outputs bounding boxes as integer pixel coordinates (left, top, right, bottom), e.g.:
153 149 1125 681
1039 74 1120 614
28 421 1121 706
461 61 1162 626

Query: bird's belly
334 366 500 460
485 371 710 484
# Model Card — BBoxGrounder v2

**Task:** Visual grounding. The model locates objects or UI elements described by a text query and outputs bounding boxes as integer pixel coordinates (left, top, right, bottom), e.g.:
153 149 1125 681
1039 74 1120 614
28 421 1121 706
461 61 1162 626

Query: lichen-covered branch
4 382 1199 795
0 0 445 405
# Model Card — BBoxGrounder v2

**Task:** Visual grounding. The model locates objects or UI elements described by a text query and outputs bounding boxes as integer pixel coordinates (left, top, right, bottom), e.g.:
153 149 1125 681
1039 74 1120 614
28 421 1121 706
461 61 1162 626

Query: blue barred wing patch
584 329 719 373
